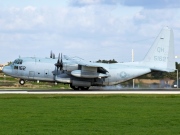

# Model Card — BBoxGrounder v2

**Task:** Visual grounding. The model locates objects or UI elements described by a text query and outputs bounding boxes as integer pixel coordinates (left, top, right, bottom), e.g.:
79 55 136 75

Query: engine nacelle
63 63 78 72
71 70 109 78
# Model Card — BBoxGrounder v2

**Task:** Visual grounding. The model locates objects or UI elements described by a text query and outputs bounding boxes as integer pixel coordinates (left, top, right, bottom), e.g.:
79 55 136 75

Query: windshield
13 59 23 64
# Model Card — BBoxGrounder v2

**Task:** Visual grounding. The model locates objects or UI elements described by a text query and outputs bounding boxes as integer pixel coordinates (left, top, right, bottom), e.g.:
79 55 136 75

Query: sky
1 0 180 63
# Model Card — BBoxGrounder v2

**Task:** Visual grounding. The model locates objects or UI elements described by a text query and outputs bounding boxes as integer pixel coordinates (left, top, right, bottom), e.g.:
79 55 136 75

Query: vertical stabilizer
142 27 175 72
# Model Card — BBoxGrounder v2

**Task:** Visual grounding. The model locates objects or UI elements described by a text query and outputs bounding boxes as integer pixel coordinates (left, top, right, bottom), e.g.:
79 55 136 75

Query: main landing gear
70 84 89 90
19 79 26 85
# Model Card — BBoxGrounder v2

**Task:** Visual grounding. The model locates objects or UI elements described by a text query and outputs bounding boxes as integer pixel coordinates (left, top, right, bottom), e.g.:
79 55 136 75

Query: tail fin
142 27 175 72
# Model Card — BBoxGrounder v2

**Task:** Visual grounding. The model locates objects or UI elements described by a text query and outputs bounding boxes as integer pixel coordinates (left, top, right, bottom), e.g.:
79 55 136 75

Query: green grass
0 77 17 81
0 94 180 135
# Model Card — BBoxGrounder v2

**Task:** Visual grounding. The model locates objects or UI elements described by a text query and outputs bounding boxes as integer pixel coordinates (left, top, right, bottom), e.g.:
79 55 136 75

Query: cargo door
29 71 35 79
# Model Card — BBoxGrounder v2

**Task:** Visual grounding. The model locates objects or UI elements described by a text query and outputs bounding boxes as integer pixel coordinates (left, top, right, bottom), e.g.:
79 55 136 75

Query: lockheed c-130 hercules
3 27 175 90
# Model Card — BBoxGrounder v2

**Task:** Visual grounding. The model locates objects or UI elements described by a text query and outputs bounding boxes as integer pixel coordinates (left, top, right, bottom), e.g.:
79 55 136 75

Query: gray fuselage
3 57 151 86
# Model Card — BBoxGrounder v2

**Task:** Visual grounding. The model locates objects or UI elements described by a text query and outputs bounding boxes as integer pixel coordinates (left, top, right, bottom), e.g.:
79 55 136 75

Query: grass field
0 94 180 135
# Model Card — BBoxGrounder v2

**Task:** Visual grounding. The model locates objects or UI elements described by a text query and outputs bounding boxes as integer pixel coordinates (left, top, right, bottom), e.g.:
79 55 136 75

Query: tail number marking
154 56 167 61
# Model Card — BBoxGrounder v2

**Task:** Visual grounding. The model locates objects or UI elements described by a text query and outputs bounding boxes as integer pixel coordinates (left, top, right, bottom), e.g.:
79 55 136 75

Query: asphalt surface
1 89 180 94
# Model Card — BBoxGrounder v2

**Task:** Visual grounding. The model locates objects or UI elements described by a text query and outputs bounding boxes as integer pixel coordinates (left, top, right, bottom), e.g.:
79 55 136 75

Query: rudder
142 27 175 72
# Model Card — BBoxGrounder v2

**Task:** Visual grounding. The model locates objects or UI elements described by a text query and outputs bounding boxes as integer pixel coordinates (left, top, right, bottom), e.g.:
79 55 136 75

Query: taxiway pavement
0 89 180 94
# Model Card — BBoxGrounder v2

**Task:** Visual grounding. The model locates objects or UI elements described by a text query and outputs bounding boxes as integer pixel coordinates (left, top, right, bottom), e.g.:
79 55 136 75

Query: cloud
0 5 130 62
119 0 180 9
1 2 180 64
68 0 180 9
68 0 117 7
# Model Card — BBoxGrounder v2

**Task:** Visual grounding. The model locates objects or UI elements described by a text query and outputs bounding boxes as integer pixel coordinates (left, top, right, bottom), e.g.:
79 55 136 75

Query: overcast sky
1 0 180 63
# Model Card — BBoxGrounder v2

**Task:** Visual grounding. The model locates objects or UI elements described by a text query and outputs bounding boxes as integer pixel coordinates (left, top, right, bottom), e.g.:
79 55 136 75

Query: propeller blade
55 53 63 73
60 53 63 70
58 53 60 61
61 53 62 62
53 53 55 59
55 53 60 72
50 51 53 58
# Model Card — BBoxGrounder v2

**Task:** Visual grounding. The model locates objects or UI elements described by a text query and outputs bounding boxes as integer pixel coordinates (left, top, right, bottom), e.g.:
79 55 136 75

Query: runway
1 89 180 94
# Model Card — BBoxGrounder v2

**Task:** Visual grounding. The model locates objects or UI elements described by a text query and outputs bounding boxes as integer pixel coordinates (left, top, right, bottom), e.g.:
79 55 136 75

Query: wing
64 55 109 78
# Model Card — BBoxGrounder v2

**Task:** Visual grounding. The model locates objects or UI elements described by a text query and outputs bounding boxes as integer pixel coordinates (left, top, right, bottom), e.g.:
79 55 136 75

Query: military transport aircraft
2 27 175 90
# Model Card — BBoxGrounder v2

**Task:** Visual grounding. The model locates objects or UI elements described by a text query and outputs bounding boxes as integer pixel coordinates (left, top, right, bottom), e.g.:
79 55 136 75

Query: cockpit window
14 59 23 64
14 66 18 69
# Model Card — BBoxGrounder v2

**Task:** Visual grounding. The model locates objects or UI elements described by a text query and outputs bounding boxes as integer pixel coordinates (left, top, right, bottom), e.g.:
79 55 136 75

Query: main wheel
19 79 25 85
70 84 89 90
80 87 89 90
70 84 78 90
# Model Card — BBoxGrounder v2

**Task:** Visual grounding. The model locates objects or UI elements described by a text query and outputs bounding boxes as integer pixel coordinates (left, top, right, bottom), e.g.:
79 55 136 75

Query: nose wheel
19 79 25 85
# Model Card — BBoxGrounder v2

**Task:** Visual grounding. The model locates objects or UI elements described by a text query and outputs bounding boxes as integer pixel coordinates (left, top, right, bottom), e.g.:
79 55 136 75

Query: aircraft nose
2 66 12 75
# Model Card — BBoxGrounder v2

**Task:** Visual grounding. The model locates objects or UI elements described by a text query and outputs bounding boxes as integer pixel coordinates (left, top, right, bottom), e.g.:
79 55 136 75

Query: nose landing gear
19 79 25 85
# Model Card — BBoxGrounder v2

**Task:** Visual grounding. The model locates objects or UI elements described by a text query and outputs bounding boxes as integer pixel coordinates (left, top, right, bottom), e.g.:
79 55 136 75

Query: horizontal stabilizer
150 68 175 72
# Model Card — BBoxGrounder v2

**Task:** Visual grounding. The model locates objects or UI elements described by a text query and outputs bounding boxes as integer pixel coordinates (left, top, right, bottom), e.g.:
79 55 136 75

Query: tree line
96 59 118 63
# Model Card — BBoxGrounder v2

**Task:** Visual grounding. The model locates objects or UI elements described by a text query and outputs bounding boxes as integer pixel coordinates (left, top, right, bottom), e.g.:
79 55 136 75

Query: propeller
50 51 55 59
55 53 63 72
53 53 55 59
50 51 53 58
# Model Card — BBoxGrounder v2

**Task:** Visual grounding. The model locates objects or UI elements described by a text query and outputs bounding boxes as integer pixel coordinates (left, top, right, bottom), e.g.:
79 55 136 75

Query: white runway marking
1 90 180 94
